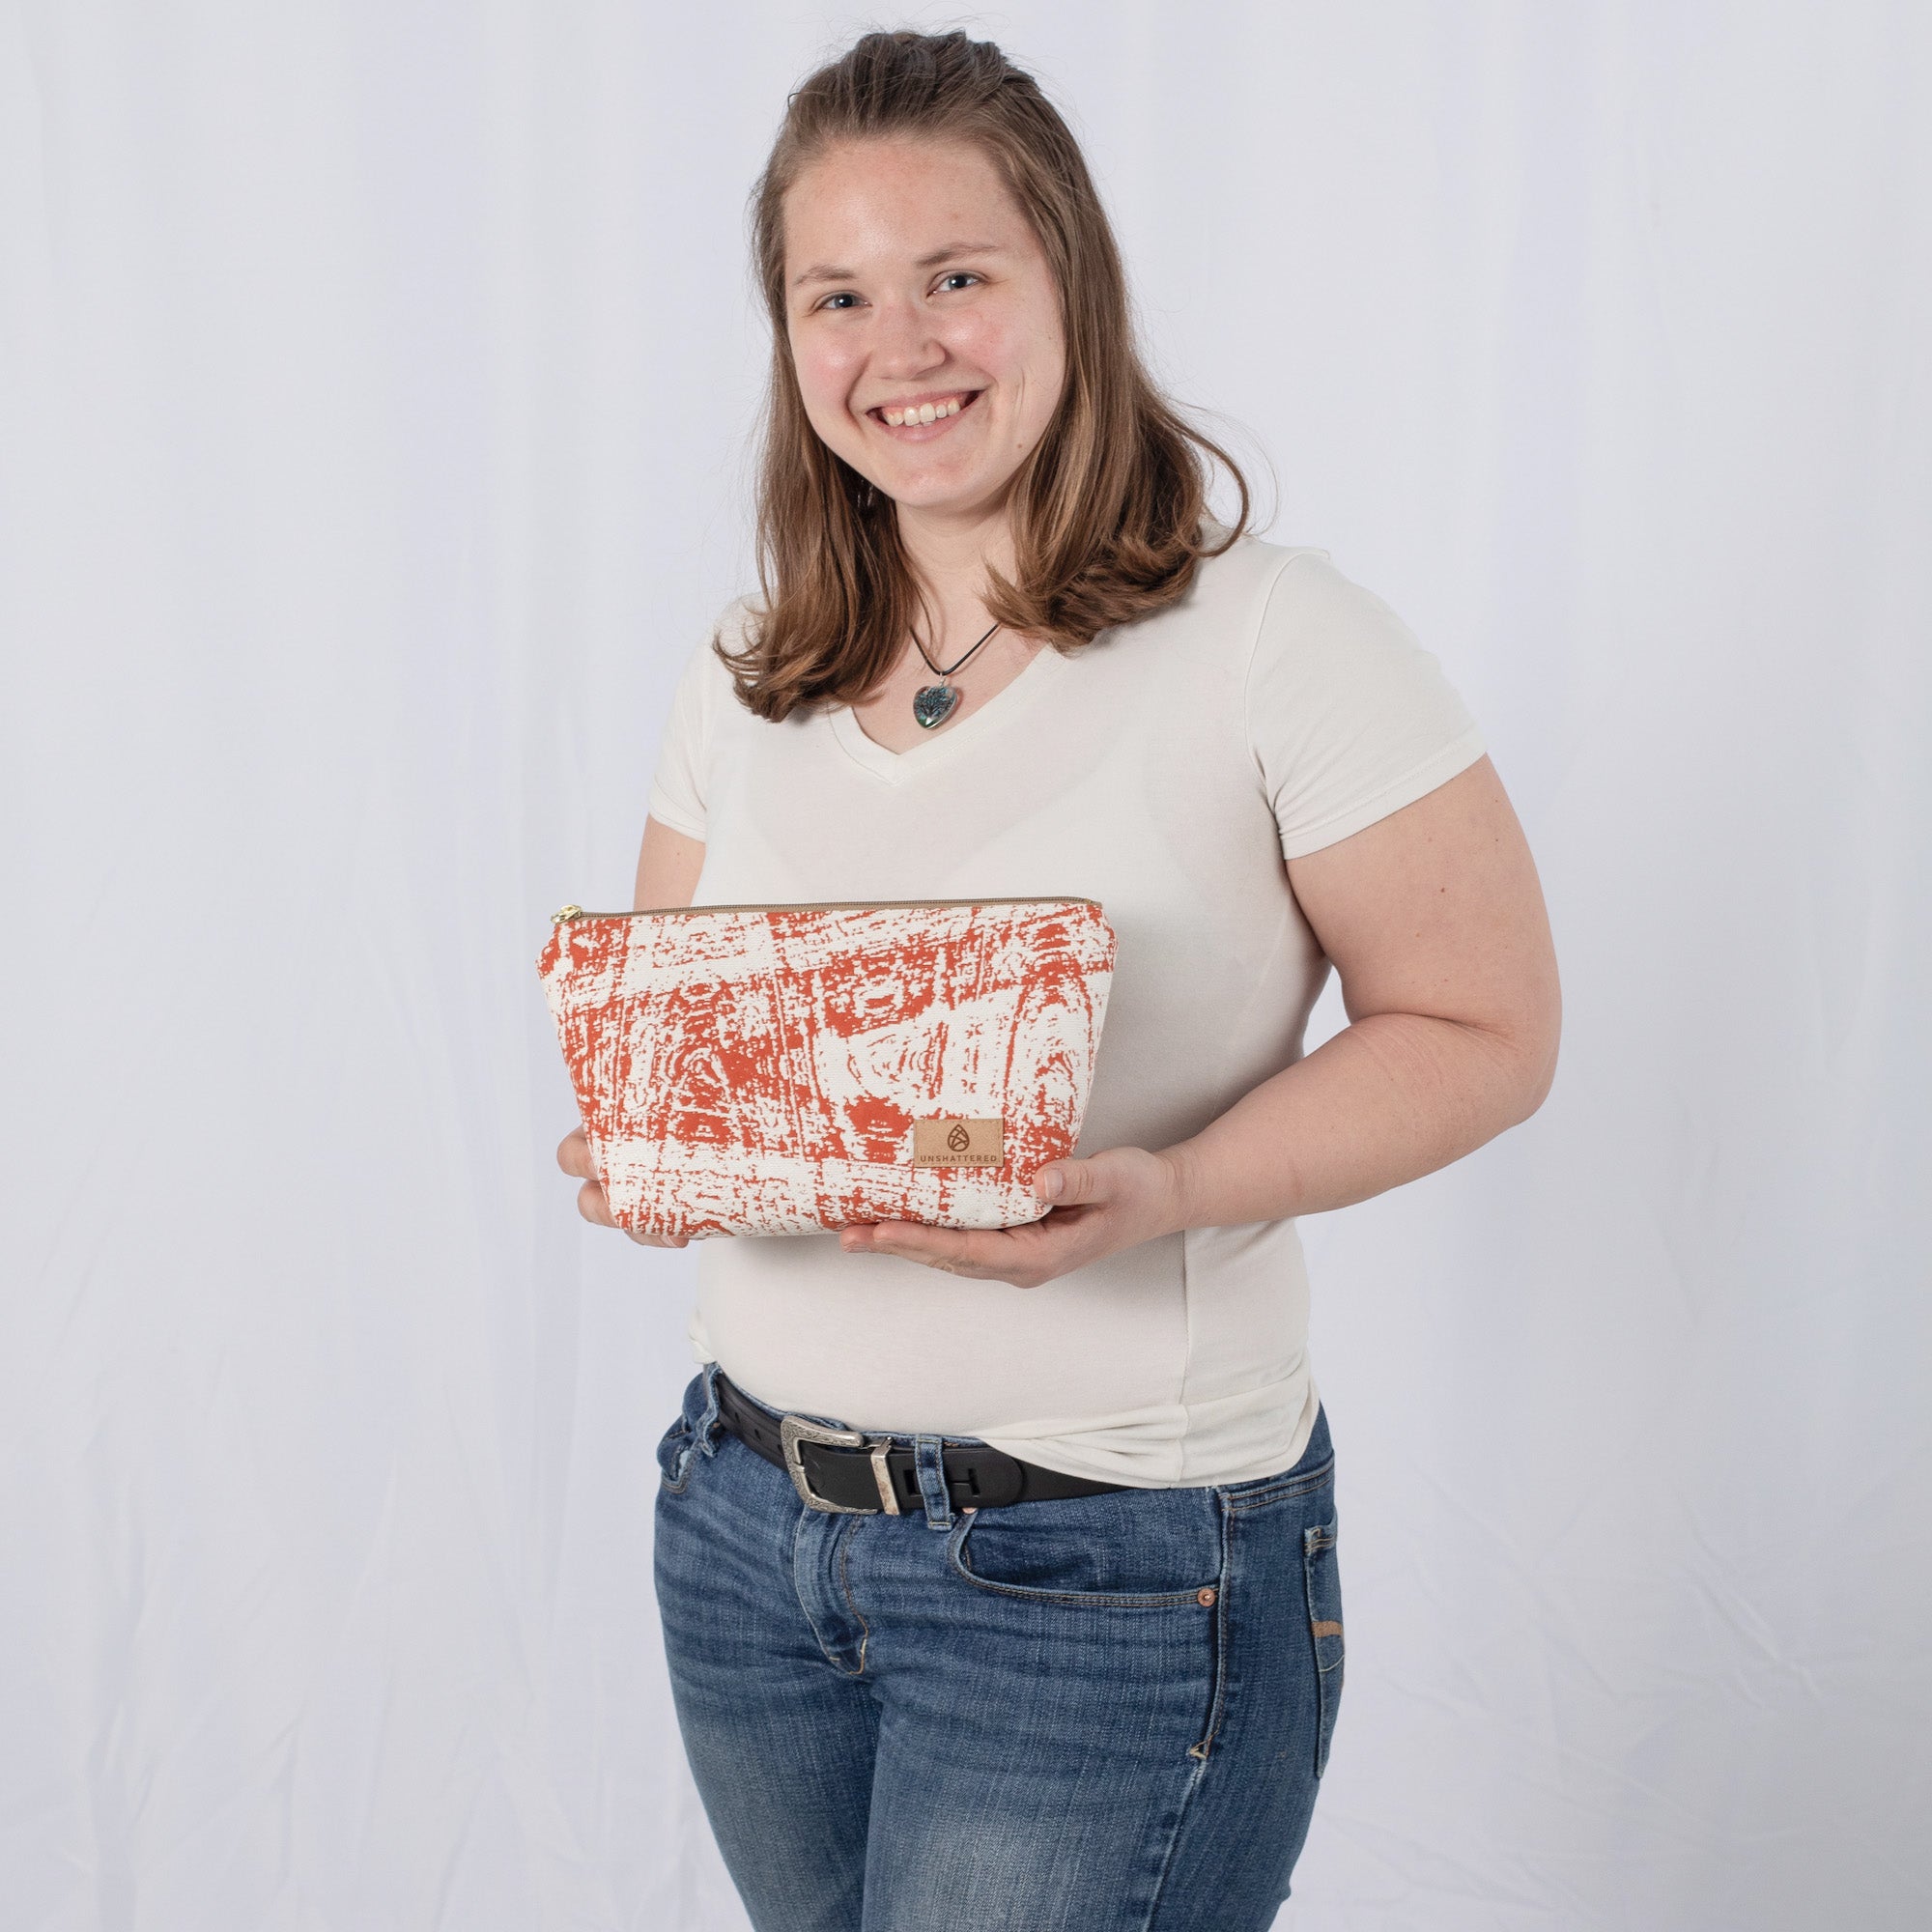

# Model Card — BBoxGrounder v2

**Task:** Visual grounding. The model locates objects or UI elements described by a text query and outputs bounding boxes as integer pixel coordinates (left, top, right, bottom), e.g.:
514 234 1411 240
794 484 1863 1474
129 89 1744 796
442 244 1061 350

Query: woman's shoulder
1157 535 1465 733
1195 525 1337 590
1148 526 1343 647
1189 530 1423 647
669 594 763 694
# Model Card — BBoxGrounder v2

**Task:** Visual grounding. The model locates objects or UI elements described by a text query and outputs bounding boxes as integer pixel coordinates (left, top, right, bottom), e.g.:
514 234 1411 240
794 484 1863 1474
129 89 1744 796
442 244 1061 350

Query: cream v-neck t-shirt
644 534 1486 1486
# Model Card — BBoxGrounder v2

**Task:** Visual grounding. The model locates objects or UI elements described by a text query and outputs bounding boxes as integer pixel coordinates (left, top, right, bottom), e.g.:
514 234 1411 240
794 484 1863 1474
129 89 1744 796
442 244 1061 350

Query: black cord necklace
910 620 1001 730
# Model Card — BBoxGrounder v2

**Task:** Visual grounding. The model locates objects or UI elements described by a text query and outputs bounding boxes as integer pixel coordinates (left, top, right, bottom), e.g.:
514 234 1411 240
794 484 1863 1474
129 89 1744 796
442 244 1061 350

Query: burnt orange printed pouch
537 896 1116 1240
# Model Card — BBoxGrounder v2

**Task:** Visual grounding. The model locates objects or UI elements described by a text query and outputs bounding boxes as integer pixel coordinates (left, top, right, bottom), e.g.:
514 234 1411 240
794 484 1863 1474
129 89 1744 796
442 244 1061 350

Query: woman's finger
577 1177 617 1228
844 1210 1095 1287
556 1127 594 1180
1031 1155 1100 1204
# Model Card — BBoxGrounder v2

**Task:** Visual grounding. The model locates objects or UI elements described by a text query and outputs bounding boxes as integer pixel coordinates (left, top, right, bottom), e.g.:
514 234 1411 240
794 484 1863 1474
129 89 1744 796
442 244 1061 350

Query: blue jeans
653 1365 1344 1932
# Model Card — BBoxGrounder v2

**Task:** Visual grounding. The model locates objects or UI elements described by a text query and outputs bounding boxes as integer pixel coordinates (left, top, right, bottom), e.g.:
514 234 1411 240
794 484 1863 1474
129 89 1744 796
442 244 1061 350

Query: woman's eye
936 272 981 294
816 292 862 312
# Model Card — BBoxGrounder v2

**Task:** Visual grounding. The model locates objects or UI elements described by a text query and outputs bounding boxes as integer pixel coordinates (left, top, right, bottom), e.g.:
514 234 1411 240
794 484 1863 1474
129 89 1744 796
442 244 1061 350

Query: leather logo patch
911 1118 1005 1167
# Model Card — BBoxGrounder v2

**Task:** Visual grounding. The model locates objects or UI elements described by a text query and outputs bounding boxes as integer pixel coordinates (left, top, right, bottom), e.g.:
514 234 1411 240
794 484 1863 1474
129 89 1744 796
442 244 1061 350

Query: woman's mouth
866 389 983 435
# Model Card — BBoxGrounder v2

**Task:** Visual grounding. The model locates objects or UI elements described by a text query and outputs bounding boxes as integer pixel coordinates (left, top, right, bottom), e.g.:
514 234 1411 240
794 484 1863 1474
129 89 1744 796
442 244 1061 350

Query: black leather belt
712 1369 1128 1516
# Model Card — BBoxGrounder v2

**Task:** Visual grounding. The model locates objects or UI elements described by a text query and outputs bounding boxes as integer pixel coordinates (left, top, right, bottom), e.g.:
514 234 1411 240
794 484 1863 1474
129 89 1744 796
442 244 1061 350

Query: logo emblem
911 1119 1005 1167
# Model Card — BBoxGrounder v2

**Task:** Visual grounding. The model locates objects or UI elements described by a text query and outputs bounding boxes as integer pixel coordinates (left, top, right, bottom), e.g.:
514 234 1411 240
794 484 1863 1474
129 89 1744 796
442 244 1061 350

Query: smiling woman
724 45 1250 735
553 24 1559 1932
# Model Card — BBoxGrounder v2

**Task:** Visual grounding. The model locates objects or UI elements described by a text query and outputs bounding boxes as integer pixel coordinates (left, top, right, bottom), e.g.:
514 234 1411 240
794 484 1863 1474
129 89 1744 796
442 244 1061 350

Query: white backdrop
4 3 1928 1927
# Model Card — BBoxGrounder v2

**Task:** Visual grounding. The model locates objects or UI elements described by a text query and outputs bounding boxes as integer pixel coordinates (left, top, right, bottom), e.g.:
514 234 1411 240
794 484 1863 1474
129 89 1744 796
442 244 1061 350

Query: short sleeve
645 602 745 840
1244 553 1487 862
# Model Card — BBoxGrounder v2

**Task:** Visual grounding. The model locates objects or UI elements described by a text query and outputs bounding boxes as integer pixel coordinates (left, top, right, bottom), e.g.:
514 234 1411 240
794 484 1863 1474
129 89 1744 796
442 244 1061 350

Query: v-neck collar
825 640 1073 785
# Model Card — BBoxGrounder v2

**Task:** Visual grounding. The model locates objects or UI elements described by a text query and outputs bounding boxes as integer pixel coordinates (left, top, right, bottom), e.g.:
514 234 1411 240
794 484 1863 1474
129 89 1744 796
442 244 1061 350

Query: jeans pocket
1302 1517 1344 1776
947 1489 1223 1608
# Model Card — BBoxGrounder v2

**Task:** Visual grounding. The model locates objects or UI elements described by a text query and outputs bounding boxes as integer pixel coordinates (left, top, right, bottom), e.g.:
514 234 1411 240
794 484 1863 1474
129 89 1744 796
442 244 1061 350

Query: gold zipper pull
554 904 583 923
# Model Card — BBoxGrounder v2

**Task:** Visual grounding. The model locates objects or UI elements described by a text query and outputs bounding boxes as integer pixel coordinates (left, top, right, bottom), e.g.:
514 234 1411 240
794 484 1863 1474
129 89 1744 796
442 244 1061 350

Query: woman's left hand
838 1146 1186 1288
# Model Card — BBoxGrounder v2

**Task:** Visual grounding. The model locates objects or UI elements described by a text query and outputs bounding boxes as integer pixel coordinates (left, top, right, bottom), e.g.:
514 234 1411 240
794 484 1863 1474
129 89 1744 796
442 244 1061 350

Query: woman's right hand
555 1127 691 1248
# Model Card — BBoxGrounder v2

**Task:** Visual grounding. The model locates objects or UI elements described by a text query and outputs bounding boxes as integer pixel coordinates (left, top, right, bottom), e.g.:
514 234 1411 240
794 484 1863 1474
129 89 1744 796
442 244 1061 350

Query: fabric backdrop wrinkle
2 3 1926 1928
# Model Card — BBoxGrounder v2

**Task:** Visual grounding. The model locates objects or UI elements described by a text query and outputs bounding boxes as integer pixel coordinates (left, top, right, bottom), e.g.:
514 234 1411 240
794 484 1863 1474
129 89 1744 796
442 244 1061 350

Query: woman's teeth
880 397 967 427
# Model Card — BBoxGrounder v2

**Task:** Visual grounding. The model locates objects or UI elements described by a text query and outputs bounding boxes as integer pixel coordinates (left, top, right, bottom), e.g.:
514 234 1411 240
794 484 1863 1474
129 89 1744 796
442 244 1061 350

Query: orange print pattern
537 899 1116 1239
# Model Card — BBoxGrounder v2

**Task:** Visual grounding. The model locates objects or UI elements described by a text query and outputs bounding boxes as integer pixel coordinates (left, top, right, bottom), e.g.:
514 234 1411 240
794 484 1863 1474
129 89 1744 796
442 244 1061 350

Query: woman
558 29 1559 1931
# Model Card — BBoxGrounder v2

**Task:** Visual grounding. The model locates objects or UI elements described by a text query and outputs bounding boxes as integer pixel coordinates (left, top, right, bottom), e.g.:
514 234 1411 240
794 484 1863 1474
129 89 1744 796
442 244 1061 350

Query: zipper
553 894 1098 923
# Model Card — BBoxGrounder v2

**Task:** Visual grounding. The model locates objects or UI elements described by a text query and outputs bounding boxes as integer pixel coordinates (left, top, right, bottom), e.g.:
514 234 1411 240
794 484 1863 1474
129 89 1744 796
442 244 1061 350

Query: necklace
910 620 1001 730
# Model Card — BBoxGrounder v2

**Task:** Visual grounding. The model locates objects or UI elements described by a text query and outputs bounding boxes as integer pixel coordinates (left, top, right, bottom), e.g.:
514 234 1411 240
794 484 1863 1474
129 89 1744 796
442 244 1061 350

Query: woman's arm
634 813 706 912
841 755 1560 1282
1163 753 1559 1227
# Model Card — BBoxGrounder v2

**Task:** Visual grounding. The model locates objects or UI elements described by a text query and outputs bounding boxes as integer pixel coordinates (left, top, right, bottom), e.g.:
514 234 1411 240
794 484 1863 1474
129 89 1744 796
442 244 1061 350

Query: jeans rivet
1197 1586 1217 1606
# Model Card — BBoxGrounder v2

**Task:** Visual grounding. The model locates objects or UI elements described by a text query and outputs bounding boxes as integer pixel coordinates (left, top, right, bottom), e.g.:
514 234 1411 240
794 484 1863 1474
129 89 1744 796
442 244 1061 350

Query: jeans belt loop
912 1434 954 1531
694 1360 724 1458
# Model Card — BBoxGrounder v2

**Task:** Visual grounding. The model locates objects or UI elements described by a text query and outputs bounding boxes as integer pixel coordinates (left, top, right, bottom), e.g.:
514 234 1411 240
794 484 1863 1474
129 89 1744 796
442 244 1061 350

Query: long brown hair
722 28 1251 722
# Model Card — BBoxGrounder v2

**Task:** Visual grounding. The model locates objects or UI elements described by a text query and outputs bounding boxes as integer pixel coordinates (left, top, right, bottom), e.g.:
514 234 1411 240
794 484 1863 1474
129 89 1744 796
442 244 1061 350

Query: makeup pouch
537 895 1116 1239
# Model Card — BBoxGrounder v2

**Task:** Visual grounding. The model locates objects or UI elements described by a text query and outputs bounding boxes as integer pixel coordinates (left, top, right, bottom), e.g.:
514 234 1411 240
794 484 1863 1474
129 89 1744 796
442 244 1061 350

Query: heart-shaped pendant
913 684 959 730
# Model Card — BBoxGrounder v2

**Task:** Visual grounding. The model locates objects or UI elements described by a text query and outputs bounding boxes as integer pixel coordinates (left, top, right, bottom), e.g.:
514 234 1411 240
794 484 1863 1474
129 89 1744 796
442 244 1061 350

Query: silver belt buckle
779 1414 901 1515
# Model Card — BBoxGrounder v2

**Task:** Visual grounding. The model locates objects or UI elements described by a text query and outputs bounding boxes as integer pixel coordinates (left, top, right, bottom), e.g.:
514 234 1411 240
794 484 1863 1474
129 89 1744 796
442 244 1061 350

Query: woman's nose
870 296 947 377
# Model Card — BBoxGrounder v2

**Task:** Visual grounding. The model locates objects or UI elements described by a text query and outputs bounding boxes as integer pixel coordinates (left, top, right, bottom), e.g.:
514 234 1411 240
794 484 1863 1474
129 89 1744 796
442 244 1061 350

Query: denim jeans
652 1365 1344 1932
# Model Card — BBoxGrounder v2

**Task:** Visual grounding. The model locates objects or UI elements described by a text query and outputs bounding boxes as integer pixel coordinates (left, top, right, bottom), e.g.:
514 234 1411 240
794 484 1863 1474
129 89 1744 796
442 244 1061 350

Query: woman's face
781 136 1067 526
